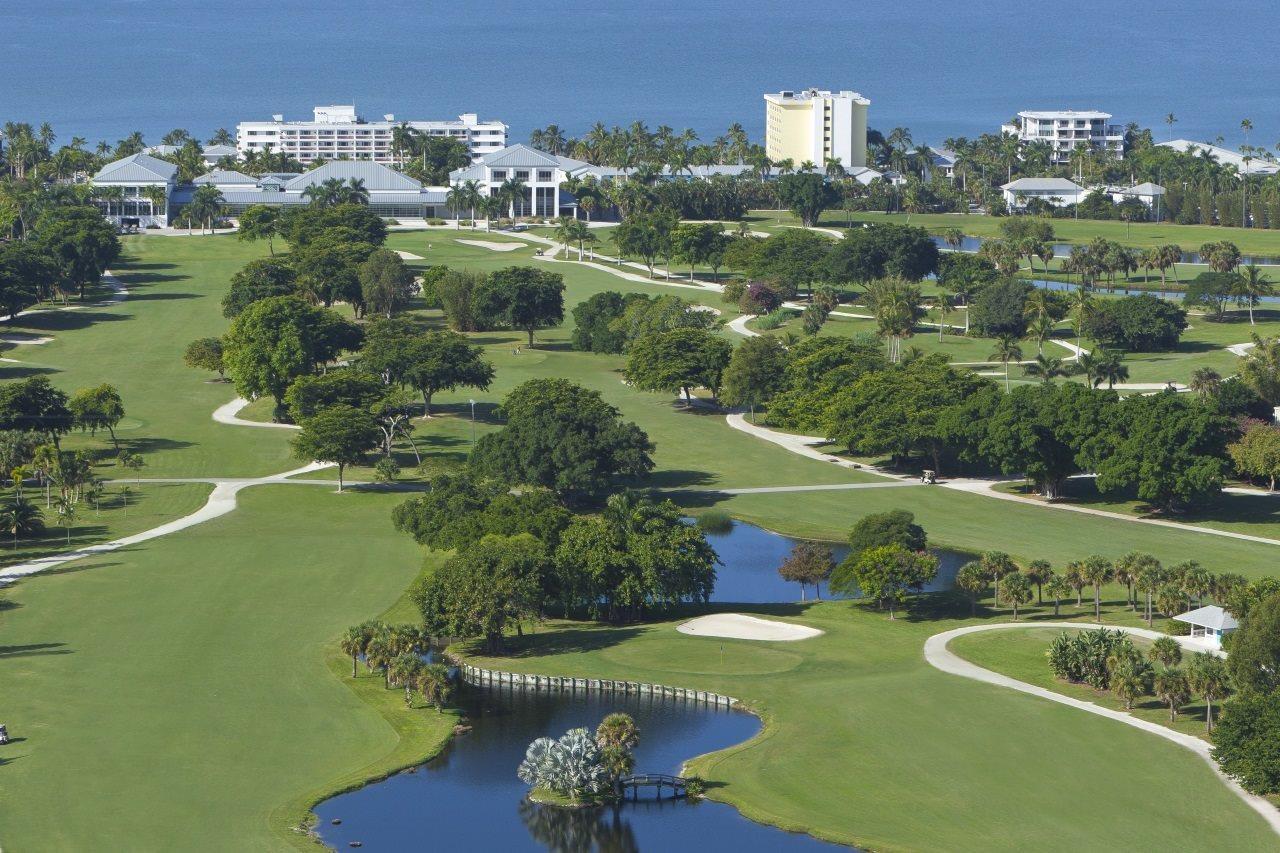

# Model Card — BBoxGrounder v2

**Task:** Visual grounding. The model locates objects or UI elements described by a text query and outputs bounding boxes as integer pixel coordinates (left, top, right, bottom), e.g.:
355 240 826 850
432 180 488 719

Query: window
537 170 553 181
492 170 506 180
515 170 530 180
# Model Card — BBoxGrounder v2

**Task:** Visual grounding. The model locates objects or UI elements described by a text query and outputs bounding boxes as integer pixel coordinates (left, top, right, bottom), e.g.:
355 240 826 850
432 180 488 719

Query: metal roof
192 169 257 185
1001 177 1083 191
284 160 423 192
1019 110 1111 120
474 143 564 169
1172 605 1238 631
203 144 238 157
93 152 178 184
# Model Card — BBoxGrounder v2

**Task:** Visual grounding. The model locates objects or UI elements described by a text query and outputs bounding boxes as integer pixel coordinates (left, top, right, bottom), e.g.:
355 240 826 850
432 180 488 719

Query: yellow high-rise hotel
763 88 870 170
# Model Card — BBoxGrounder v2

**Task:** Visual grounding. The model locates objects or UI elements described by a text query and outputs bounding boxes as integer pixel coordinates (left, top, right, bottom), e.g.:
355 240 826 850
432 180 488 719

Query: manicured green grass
458 602 1274 852
949 627 1217 740
1 482 211 565
755 209 1280 256
1 235 296 479
7 229 1280 851
0 485 451 851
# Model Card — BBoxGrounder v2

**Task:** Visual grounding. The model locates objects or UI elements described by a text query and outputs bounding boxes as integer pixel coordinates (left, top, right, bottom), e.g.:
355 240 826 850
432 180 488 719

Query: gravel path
924 622 1280 836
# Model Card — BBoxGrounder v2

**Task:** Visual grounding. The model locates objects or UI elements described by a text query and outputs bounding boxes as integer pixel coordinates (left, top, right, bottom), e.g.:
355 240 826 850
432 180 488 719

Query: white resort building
1000 177 1084 209
1172 605 1238 650
1158 139 1280 177
236 105 508 166
89 152 178 227
1002 110 1125 165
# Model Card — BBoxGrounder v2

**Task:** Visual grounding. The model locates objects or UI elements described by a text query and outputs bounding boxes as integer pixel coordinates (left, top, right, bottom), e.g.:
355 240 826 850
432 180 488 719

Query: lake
313 519 957 850
6 1 1278 151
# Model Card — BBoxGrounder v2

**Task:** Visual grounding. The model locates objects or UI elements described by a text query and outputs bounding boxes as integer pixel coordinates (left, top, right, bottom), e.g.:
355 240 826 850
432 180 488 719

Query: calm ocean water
3 1 1278 151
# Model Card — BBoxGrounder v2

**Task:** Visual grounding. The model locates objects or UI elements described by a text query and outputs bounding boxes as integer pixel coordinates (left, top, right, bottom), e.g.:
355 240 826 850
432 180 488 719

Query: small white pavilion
1172 605 1238 649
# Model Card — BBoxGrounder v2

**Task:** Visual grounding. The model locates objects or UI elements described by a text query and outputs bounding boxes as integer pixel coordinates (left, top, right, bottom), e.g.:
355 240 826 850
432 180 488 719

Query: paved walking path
924 623 1280 836
0 397 316 586
211 398 299 429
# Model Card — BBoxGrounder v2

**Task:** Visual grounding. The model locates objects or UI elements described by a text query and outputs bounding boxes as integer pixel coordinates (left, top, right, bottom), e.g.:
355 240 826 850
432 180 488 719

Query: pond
702 518 967 602
314 687 844 851
312 519 953 851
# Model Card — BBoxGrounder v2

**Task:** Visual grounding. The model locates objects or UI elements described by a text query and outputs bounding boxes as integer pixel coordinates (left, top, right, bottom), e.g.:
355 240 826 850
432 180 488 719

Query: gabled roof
1173 605 1238 631
1122 182 1165 196
202 144 238 158
475 143 564 169
1001 177 1082 192
284 160 422 192
93 152 178 184
192 169 257 186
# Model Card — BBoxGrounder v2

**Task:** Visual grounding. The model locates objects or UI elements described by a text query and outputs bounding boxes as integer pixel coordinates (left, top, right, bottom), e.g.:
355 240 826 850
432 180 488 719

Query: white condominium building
764 88 870 170
236 105 508 165
1002 110 1124 165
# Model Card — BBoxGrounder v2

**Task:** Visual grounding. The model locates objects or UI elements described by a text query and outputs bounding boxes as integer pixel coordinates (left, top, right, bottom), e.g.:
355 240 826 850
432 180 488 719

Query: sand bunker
394 250 424 260
457 239 523 252
677 613 822 642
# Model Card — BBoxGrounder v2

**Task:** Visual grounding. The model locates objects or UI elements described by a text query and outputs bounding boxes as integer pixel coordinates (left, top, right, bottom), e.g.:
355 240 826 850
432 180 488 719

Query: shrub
1083 294 1187 351
695 511 733 533
743 282 783 313
374 457 400 483
458 219 474 227
755 308 793 330
427 218 446 226
969 278 1031 337
1046 628 1135 689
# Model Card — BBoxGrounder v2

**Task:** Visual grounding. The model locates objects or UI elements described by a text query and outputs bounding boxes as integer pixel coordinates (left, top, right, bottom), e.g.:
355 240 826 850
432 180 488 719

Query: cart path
924 622 1280 836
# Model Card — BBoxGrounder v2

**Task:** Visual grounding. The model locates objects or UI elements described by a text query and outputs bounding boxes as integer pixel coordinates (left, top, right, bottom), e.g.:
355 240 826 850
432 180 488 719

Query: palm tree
999 572 1033 620
1044 575 1071 617
989 335 1023 391
0 499 43 548
343 178 369 206
1234 264 1274 324
1188 653 1229 732
941 227 965 252
981 551 1016 610
339 626 366 678
446 182 468 226
936 294 954 341
1093 349 1129 390
53 495 76 545
1069 286 1094 353
1023 559 1052 604
1109 660 1150 710
1150 635 1183 669
1188 367 1222 398
417 663 453 712
391 653 423 705
1027 314 1057 356
955 562 987 615
1080 554 1113 622
1022 353 1071 384
1153 668 1190 722
364 632 392 688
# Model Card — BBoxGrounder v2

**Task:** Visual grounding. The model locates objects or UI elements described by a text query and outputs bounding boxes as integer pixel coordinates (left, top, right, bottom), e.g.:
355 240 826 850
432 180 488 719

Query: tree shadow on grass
121 436 196 455
6 309 132 333
474 626 647 660
660 489 733 510
25 560 124 579
0 641 71 659
121 291 199 302
643 470 719 490
0 365 60 379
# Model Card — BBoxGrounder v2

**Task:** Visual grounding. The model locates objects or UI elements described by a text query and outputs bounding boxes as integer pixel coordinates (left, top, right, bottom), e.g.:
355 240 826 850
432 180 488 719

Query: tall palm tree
418 663 453 712
989 335 1023 391
1188 653 1229 732
1135 560 1166 626
1080 555 1113 623
339 626 366 678
936 294 954 341
1028 315 1057 356
1153 668 1190 722
1233 264 1274 325
1069 286 1095 353
53 495 76 545
446 182 468 226
343 178 369 206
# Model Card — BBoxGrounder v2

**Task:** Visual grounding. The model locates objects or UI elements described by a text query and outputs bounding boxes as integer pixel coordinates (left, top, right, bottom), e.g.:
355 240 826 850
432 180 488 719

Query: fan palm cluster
866 278 924 363
518 728 613 800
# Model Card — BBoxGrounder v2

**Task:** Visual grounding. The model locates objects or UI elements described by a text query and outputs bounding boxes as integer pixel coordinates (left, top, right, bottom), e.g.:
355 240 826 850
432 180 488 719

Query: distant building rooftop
1173 605 1238 632
1018 110 1112 120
